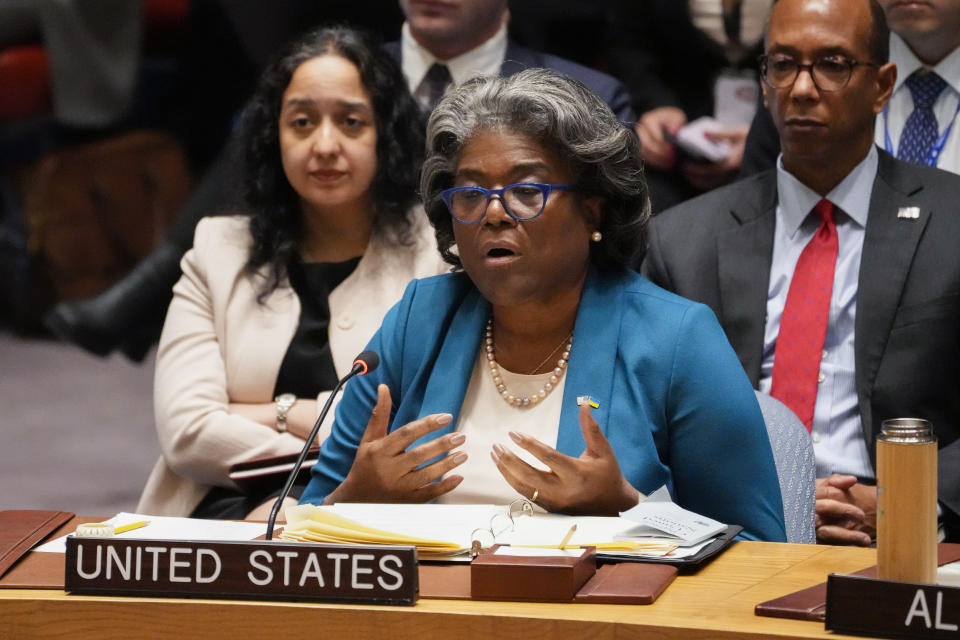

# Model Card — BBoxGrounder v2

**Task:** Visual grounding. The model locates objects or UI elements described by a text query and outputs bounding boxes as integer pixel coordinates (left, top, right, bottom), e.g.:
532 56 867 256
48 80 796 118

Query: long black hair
241 26 425 299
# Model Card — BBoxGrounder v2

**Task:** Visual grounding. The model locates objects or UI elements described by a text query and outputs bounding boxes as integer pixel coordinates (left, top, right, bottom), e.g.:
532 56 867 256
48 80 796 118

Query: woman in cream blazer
137 26 446 516
138 213 444 516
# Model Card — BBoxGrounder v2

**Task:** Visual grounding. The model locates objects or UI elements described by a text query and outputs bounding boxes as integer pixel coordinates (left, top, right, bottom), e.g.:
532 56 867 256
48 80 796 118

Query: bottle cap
879 418 935 443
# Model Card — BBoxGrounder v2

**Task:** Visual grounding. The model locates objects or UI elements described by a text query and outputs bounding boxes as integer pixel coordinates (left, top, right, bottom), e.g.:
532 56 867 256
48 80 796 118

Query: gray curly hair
421 67 650 270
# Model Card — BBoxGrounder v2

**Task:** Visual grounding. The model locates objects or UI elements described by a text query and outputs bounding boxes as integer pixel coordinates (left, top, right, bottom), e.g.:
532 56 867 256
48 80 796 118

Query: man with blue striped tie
878 0 960 171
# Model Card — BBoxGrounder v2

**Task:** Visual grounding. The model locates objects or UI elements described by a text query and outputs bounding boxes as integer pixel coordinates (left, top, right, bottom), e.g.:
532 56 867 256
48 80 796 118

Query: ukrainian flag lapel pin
576 395 600 409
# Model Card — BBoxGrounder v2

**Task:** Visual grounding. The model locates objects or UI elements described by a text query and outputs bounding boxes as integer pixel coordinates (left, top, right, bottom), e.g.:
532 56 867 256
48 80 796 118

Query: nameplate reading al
64 537 418 605
826 574 959 639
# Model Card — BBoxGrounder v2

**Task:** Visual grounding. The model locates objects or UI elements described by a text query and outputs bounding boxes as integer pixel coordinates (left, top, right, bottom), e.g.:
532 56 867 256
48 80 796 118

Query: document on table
500 486 727 558
281 503 500 560
618 486 728 547
322 502 497 549
33 512 268 553
280 494 727 560
33 490 726 561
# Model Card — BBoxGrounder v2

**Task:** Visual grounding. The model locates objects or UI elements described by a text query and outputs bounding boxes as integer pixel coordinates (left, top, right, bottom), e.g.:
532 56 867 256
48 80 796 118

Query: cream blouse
435 349 566 505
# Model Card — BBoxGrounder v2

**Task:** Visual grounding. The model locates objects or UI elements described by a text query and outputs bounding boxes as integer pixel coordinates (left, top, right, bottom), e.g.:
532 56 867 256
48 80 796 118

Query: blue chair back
755 391 816 543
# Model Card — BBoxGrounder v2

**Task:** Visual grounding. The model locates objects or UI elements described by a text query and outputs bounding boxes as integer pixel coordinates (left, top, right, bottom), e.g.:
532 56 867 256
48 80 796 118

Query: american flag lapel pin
897 206 920 220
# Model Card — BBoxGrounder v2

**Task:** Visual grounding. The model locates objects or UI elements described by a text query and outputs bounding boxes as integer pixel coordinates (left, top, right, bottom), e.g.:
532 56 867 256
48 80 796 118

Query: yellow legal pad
278 504 679 560
280 505 469 560
512 541 677 553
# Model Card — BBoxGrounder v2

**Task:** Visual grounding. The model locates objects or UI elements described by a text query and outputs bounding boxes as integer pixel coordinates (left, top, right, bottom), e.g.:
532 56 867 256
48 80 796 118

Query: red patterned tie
771 199 838 432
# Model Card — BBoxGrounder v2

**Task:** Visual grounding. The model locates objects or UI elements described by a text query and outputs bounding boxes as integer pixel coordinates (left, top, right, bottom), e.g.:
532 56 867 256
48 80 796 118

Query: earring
591 231 602 243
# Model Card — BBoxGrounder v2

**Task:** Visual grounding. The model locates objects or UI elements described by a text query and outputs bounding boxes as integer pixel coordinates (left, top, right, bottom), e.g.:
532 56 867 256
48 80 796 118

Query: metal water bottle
876 418 938 583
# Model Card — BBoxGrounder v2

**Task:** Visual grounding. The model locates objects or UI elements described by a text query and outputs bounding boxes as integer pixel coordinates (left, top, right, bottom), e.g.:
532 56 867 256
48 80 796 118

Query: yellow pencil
511 540 677 552
558 524 577 549
113 520 149 535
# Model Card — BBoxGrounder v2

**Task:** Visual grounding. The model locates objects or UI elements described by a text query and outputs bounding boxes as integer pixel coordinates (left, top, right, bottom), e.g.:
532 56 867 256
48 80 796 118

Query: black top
273 256 361 398
189 254 359 520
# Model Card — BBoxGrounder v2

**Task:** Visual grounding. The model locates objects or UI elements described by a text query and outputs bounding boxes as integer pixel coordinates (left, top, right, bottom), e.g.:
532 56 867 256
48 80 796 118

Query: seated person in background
0 0 141 128
392 0 634 120
606 0 774 212
137 26 447 519
44 0 635 363
741 0 960 177
300 68 787 542
643 0 960 544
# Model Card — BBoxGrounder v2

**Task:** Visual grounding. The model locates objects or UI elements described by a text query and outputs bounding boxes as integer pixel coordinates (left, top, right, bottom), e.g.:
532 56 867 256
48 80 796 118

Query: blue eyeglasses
440 183 573 224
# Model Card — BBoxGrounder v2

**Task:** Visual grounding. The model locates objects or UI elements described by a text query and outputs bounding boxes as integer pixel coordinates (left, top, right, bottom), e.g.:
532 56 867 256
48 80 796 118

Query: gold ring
531 488 539 502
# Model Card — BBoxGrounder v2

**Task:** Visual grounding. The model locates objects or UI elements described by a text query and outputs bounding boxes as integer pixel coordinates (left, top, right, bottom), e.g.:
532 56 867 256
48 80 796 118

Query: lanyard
883 97 960 167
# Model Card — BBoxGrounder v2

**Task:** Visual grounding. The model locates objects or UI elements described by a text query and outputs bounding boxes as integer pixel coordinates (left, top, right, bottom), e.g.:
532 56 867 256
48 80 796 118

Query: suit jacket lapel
856 152 929 439
501 41 539 77
716 173 778 386
417 285 489 438
556 267 623 457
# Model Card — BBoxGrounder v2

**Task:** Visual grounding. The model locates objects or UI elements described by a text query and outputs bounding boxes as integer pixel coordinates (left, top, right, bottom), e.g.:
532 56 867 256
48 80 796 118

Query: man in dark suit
387 0 634 123
643 0 960 544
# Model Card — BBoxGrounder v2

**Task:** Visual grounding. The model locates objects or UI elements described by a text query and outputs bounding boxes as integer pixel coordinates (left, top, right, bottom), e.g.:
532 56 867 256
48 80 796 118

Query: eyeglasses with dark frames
440 182 573 224
759 53 880 92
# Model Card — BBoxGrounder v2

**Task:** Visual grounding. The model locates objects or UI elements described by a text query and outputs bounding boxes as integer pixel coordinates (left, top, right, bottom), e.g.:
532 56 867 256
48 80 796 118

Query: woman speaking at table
300 69 786 541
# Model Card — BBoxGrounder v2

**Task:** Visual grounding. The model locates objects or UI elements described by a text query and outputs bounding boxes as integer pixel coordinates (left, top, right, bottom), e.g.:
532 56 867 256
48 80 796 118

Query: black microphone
265 350 380 540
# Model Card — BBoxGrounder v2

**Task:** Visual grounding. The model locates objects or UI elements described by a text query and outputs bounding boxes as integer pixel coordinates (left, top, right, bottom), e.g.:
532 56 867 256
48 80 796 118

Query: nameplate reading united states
64 537 418 605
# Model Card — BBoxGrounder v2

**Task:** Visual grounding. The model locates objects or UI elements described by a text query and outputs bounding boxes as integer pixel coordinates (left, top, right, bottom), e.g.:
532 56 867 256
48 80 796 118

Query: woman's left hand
491 402 640 515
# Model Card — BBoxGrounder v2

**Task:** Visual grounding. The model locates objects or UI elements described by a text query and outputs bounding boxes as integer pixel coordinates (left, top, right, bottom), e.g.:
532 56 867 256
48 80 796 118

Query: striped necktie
423 63 452 111
897 70 948 165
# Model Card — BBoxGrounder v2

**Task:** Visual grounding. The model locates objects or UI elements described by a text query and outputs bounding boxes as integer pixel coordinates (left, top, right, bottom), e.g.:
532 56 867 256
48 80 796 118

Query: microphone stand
264 361 364 540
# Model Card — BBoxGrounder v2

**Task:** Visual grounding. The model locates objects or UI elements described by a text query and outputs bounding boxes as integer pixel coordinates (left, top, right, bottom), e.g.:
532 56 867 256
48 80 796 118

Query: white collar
775 145 877 236
400 21 508 94
890 32 960 96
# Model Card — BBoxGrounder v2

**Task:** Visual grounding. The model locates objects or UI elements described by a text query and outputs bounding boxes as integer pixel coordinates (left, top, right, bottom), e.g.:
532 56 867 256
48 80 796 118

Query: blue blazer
302 268 786 542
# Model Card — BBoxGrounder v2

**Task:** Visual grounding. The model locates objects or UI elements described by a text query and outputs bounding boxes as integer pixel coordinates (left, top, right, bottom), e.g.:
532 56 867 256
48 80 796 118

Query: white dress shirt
400 21 508 109
876 34 960 174
688 0 770 50
759 147 878 481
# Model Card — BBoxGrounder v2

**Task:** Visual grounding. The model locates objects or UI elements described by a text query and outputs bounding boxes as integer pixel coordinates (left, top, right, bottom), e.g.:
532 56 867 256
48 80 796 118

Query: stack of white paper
33 512 268 553
616 486 728 553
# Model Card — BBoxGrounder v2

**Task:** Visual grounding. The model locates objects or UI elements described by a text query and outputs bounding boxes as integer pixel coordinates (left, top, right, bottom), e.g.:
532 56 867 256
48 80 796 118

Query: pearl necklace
484 318 572 409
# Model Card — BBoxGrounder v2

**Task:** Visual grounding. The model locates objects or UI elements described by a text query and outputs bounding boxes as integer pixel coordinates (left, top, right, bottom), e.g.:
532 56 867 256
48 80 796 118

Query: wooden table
0 541 877 640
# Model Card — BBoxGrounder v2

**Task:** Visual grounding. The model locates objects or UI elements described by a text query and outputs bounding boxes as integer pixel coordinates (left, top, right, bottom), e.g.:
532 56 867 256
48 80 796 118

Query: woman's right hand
323 384 467 504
